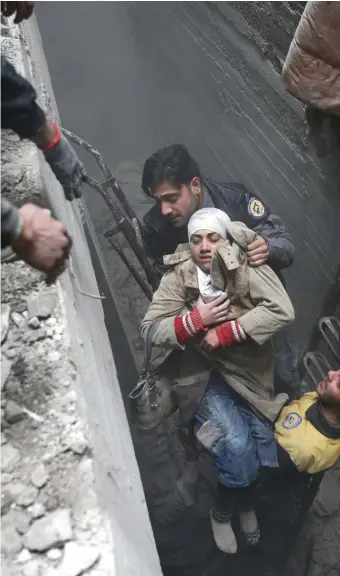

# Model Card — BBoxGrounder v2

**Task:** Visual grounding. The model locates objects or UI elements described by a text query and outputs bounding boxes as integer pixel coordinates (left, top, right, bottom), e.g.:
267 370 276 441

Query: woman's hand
196 294 230 327
201 328 220 351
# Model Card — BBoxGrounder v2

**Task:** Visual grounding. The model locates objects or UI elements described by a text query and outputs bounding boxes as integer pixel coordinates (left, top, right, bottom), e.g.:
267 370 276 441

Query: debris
28 502 46 519
47 351 61 363
1 490 14 516
23 509 72 552
1 442 20 472
27 329 46 344
21 405 44 424
46 548 62 561
28 317 41 329
1 432 8 444
3 348 17 359
3 508 31 534
17 485 39 507
12 311 25 327
66 431 88 456
45 317 56 327
27 292 57 321
1 524 22 556
31 464 49 489
1 356 12 390
21 560 43 576
59 542 100 576
17 548 32 564
1 303 11 343
5 399 25 424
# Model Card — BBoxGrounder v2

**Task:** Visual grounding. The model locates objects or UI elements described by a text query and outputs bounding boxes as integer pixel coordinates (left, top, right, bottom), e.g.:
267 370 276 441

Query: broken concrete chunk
66 431 88 456
1 356 13 390
31 464 49 489
1 304 11 343
27 329 46 344
59 542 100 576
3 347 17 359
5 399 25 424
17 548 32 564
1 442 20 472
3 508 31 534
1 490 14 516
1 524 22 556
23 509 72 552
21 560 43 576
17 485 39 508
28 317 40 329
12 311 25 327
28 502 46 519
46 547 62 561
27 292 57 321
1 432 8 445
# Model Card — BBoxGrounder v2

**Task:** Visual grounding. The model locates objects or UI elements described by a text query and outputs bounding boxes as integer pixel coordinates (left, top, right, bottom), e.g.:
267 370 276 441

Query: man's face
317 370 340 408
190 230 224 272
153 179 201 228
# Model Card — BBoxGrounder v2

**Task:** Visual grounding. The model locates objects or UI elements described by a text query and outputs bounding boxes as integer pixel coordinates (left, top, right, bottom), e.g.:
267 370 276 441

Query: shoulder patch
247 197 267 220
282 412 302 430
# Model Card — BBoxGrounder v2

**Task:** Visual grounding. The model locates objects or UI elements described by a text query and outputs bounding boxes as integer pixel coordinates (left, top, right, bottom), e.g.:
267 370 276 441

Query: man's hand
1 1 34 23
196 294 230 327
11 204 72 283
247 236 269 267
35 122 86 201
201 328 220 352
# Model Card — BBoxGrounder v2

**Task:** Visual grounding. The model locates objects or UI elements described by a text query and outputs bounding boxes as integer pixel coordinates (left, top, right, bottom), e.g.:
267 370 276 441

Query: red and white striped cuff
175 306 204 345
216 320 247 347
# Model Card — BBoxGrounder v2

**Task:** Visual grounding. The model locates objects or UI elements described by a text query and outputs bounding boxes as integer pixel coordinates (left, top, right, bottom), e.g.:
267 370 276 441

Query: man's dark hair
141 144 201 197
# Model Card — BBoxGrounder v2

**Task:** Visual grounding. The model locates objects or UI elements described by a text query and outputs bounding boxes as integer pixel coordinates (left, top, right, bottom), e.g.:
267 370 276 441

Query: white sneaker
210 510 237 554
239 508 260 547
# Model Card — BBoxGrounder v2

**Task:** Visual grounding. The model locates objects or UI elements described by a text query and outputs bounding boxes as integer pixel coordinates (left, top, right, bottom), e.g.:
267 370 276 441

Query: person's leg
195 372 261 553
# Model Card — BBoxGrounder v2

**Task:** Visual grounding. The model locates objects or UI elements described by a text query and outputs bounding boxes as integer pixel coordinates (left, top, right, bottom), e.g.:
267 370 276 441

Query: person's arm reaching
1 198 71 283
1 57 85 201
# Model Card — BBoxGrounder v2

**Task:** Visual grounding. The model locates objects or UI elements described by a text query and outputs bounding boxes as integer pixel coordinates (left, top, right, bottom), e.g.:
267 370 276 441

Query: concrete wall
15 16 161 576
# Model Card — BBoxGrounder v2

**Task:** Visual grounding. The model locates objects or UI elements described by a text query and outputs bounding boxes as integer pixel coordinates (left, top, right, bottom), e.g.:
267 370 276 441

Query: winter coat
282 1 340 113
141 222 295 424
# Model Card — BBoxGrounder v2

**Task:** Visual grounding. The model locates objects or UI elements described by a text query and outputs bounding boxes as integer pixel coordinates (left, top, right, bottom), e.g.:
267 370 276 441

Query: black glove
43 132 86 201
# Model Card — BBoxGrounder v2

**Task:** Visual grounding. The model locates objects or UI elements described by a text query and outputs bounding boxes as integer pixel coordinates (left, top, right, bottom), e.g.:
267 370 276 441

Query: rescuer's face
317 370 340 408
154 178 201 228
190 230 224 272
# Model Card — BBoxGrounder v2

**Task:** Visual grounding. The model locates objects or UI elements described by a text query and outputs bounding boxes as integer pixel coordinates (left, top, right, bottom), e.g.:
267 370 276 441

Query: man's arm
218 182 295 270
1 57 85 201
1 55 46 139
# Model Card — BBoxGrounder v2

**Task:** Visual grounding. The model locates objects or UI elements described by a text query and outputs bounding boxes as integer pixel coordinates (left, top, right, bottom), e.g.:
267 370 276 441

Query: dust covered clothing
1 56 46 139
1 198 22 249
141 221 295 423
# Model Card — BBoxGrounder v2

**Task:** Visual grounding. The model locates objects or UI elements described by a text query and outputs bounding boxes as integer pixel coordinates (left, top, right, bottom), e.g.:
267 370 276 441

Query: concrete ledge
1 15 161 576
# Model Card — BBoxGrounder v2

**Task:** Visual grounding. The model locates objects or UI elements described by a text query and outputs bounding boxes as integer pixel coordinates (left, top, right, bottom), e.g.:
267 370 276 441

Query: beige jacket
282 1 340 113
141 222 295 423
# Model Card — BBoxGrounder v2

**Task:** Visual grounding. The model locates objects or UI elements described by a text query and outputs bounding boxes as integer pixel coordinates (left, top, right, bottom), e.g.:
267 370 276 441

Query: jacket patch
248 197 266 220
282 412 302 430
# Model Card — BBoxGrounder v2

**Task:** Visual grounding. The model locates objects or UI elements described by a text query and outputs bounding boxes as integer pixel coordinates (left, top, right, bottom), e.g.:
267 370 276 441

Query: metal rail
61 128 158 297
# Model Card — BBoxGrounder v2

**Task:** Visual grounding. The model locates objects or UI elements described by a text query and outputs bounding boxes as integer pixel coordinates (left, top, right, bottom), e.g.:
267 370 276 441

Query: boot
210 510 237 554
239 508 260 547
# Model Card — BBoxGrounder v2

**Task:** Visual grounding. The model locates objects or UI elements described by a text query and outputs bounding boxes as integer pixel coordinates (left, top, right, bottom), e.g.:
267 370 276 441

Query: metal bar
82 174 158 292
61 128 142 228
105 233 152 301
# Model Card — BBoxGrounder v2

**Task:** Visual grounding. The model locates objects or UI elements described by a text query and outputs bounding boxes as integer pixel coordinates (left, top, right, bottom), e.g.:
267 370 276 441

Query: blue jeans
195 371 278 488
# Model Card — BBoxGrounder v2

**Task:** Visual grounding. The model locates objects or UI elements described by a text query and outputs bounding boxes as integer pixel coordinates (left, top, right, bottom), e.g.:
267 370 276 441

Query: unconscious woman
141 207 295 554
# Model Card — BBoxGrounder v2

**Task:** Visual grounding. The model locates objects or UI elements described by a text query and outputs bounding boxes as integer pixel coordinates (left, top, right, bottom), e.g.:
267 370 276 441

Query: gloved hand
42 124 86 201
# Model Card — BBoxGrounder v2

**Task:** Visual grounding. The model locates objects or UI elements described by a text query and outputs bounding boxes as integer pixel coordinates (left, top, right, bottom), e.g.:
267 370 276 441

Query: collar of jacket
163 221 257 290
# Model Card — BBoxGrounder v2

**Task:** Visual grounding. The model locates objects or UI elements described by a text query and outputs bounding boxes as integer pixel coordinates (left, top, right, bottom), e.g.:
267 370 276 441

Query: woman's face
190 229 224 272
